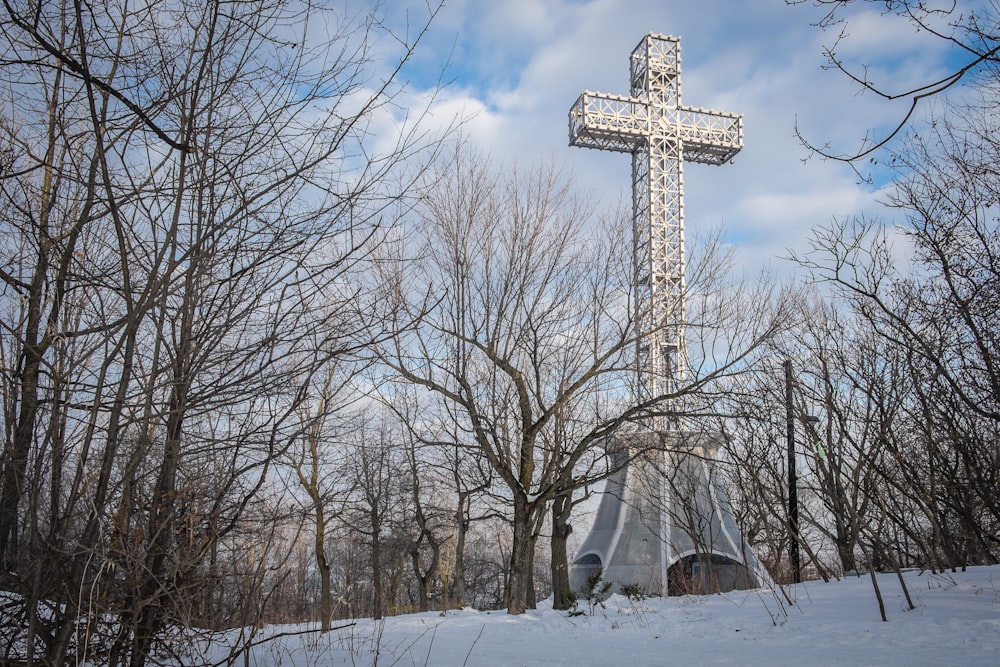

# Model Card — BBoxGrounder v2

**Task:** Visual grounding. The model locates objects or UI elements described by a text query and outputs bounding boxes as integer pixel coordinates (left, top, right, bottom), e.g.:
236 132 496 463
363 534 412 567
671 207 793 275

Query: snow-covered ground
204 566 1000 666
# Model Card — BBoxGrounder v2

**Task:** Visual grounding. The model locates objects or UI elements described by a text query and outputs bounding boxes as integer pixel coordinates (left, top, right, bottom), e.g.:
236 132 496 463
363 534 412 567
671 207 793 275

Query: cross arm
569 91 648 153
675 105 743 165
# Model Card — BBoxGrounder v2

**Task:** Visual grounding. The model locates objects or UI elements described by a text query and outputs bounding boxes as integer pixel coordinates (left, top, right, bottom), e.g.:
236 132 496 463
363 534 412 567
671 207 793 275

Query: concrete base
569 430 767 597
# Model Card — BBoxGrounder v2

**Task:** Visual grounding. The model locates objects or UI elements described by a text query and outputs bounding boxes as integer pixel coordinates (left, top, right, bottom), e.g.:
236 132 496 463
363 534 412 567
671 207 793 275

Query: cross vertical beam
569 33 742 428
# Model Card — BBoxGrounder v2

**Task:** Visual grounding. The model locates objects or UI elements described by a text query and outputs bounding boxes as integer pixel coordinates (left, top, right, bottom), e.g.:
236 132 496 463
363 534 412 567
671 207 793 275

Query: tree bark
505 495 541 615
550 493 574 610
371 514 384 620
449 494 471 607
316 502 332 631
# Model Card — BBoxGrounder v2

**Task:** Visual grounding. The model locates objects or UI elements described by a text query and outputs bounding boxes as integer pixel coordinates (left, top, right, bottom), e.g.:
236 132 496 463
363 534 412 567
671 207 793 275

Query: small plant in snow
564 588 583 617
582 571 613 616
619 583 647 602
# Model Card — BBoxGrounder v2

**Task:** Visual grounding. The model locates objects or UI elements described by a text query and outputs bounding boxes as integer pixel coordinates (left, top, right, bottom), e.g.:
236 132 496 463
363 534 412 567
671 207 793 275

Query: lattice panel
676 107 742 164
570 33 742 428
569 92 647 153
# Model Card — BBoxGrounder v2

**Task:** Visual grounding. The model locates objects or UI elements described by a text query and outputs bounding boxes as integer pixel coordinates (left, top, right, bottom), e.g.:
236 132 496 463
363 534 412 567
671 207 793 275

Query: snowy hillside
200 565 1000 666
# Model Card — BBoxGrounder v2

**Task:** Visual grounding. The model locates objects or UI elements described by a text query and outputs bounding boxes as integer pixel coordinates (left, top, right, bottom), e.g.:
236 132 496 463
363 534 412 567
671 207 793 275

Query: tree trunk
550 493 574 610
131 384 187 666
408 452 439 613
505 496 539 614
836 530 858 574
450 503 469 607
316 503 332 631
411 537 439 613
371 517 384 620
128 252 196 665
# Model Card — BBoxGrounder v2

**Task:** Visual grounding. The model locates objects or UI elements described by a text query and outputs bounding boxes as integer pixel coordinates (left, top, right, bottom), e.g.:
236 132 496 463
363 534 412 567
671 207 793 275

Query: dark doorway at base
667 554 756 596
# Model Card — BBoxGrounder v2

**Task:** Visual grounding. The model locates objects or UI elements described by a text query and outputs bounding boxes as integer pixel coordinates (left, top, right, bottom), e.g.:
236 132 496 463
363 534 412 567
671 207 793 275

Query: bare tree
0 0 445 662
378 145 794 614
788 74 1000 573
286 355 364 632
343 412 411 620
789 0 1000 167
403 405 497 609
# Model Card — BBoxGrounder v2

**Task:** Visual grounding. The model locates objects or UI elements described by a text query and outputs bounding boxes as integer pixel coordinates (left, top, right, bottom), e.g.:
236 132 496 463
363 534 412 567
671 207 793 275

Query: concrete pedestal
569 431 767 597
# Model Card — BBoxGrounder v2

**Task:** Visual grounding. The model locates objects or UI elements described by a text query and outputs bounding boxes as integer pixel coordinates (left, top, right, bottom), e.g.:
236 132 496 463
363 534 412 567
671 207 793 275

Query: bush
581 571 613 616
620 583 647 602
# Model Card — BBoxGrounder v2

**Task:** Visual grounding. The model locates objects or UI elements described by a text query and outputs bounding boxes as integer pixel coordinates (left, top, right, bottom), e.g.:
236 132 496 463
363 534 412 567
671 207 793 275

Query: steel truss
569 33 742 426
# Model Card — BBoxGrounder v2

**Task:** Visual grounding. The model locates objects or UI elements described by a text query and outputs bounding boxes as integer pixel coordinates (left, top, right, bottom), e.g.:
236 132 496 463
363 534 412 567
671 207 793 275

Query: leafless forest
0 1 997 665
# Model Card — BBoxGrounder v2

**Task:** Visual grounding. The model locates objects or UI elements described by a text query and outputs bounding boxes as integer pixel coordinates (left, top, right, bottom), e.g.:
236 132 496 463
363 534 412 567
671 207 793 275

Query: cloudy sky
380 0 978 274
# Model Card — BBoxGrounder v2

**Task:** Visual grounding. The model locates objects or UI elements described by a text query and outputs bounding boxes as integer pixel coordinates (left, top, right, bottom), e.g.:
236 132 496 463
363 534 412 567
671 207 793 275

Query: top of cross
629 32 682 101
569 33 742 165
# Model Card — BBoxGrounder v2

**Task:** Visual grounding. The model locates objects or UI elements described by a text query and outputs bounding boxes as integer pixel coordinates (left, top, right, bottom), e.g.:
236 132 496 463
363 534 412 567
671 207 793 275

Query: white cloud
372 0 964 276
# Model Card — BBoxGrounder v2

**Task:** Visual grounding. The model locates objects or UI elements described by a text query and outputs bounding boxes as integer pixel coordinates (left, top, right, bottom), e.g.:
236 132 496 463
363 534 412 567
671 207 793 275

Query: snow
205 566 1000 666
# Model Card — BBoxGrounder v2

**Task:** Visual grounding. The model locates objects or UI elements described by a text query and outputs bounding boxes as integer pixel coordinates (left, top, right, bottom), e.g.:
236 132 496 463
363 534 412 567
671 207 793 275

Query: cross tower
568 34 764 598
569 33 742 418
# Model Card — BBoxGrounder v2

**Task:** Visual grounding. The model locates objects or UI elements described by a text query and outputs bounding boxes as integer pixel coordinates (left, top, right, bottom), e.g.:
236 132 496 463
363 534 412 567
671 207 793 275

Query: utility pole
784 359 800 584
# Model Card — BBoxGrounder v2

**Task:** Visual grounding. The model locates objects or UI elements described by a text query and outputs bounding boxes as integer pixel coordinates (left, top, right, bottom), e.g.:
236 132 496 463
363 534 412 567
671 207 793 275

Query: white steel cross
569 33 742 427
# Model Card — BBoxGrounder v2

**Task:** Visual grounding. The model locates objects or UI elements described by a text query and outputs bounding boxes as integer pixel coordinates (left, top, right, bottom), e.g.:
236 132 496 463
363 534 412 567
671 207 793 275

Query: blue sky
380 0 982 274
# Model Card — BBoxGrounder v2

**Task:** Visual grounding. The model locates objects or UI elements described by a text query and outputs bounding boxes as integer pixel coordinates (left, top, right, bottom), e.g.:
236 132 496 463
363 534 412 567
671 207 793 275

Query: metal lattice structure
566 33 765 600
569 33 742 422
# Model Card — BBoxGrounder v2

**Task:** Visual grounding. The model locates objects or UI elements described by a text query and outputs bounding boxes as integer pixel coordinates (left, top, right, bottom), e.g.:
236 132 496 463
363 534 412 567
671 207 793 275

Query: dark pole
784 359 800 584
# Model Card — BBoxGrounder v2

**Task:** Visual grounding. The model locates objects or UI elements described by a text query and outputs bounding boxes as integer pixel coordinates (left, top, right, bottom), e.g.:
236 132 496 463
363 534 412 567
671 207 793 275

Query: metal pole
784 359 800 584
